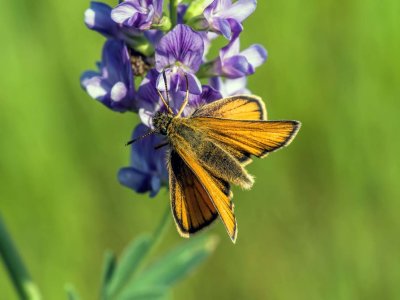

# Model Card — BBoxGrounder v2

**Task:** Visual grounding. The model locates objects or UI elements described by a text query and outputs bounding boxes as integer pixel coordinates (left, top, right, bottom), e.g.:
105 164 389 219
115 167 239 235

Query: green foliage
127 235 218 289
105 235 152 298
72 233 217 300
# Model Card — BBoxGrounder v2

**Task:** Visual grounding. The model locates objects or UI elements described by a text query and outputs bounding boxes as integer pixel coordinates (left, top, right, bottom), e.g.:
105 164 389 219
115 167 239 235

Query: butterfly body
152 95 300 243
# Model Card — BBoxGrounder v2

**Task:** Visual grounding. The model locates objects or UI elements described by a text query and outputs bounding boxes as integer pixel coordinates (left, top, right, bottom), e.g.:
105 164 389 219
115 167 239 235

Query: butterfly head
153 111 174 135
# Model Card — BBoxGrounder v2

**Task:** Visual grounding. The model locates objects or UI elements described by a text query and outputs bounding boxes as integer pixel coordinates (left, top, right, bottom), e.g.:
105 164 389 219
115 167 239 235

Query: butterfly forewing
192 95 267 120
192 95 272 165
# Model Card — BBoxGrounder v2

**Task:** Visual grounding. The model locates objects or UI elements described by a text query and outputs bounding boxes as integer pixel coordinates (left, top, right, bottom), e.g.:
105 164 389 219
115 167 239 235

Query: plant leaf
116 286 169 300
129 234 218 289
106 234 152 298
100 251 116 300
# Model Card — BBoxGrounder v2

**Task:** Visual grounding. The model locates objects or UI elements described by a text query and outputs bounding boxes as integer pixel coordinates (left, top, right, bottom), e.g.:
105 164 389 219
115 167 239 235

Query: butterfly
127 75 301 243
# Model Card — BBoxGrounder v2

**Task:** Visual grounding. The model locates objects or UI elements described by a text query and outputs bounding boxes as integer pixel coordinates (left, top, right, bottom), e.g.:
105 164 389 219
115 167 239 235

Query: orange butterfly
129 76 300 243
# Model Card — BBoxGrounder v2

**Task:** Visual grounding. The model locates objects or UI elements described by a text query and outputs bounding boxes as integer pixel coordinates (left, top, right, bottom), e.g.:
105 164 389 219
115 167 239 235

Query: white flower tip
84 9 95 28
86 83 107 99
111 82 127 102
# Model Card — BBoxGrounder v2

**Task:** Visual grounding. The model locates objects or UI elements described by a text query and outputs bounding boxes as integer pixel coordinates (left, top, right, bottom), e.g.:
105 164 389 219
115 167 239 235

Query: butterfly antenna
177 73 189 117
125 130 156 146
162 70 170 105
156 89 174 114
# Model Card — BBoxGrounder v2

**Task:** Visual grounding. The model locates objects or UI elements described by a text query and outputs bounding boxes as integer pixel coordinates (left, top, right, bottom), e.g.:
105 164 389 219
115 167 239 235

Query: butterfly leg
154 142 169 150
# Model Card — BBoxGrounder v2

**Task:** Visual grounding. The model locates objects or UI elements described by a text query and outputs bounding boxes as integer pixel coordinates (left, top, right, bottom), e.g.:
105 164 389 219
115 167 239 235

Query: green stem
0 215 42 300
169 0 179 28
135 204 171 276
150 204 171 251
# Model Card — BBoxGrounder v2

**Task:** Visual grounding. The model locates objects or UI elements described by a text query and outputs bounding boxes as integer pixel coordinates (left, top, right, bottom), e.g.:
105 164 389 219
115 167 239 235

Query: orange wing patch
192 95 267 121
190 118 301 158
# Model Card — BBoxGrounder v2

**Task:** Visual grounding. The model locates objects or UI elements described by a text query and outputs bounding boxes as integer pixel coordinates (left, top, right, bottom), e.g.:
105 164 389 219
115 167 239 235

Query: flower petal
184 72 202 94
220 35 240 59
212 17 232 39
139 108 155 128
118 124 168 196
84 2 119 38
138 69 163 111
82 75 108 99
111 2 140 25
118 167 153 194
110 81 128 101
150 176 162 197
218 0 257 22
223 77 250 96
155 24 204 72
241 44 267 68
222 55 253 78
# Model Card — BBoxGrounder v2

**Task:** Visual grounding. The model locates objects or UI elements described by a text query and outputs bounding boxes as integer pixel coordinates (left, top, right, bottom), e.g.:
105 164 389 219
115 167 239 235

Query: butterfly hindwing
169 144 237 243
169 150 219 237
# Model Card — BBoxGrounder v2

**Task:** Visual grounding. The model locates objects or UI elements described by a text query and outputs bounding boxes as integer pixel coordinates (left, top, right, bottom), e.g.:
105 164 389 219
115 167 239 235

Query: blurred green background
1 0 399 299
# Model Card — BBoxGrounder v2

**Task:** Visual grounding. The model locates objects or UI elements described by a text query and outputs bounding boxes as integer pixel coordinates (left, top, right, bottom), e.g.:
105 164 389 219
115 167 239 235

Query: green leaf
130 235 218 289
65 284 80 300
106 234 152 298
116 286 169 300
100 251 116 300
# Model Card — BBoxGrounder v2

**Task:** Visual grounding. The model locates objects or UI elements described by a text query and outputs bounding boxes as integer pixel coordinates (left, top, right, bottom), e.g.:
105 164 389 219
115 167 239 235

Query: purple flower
85 2 140 40
111 0 163 30
81 40 135 112
85 2 120 37
136 69 222 126
155 24 204 95
203 0 257 39
84 1 159 56
118 124 168 197
210 76 250 97
211 37 267 78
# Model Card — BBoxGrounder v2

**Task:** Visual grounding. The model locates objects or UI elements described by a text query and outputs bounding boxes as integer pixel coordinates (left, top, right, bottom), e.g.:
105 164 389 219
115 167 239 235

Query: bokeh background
1 0 399 299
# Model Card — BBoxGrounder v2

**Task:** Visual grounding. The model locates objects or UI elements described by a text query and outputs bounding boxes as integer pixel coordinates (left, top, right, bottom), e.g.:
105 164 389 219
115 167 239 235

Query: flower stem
132 204 171 278
0 215 42 300
169 0 179 28
150 203 171 250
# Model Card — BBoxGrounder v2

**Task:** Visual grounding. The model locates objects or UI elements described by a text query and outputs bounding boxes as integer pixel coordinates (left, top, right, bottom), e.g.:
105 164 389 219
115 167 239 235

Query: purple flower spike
111 0 163 30
203 0 257 39
213 37 267 78
81 40 135 112
118 124 168 197
155 24 204 94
